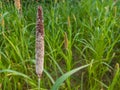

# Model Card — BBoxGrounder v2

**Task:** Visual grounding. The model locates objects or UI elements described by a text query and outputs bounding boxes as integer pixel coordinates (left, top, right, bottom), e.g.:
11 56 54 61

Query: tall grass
0 0 120 90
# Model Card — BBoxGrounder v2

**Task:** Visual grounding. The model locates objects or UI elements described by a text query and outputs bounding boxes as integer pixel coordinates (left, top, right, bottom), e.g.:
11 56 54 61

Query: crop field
0 0 120 90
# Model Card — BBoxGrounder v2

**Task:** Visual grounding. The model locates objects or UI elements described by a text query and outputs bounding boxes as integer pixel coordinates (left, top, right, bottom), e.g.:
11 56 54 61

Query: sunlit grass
0 0 120 90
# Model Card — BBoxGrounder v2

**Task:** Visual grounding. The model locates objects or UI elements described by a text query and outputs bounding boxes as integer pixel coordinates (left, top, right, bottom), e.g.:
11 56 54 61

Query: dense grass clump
0 0 120 90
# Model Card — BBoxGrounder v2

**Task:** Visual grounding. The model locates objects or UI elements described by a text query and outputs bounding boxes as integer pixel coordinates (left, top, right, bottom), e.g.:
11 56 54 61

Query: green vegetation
0 0 120 90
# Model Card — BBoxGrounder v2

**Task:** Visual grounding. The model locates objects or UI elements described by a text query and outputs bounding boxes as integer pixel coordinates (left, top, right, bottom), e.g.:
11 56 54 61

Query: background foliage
0 0 120 90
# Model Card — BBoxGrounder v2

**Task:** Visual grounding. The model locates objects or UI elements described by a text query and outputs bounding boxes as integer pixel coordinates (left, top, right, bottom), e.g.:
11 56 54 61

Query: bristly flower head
14 0 21 10
36 6 44 36
36 6 44 78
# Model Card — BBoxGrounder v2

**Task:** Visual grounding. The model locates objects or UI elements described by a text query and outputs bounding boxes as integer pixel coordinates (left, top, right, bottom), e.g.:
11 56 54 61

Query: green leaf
0 69 31 80
51 64 90 90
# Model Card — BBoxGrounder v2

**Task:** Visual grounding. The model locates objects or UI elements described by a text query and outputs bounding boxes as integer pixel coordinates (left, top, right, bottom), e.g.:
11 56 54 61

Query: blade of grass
51 64 90 90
